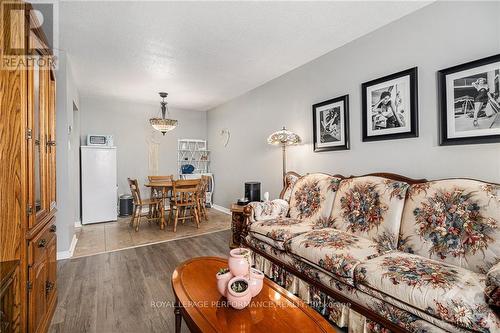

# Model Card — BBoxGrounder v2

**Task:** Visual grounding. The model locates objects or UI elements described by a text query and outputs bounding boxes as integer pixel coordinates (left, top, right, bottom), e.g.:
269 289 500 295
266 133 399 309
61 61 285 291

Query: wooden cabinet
0 1 57 332
26 63 57 333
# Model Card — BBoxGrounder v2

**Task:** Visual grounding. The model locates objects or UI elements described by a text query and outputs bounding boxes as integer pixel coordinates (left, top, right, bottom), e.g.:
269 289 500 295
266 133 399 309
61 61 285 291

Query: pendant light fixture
150 92 178 135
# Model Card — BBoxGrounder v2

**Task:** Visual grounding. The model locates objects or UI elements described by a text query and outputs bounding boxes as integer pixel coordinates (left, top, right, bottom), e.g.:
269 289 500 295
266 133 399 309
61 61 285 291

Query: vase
228 248 250 277
216 269 233 297
248 268 264 297
227 277 251 310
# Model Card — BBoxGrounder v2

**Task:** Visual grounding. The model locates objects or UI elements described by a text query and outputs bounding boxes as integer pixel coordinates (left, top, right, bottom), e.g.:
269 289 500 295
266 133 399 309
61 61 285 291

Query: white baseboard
74 220 82 228
212 204 230 215
57 234 78 260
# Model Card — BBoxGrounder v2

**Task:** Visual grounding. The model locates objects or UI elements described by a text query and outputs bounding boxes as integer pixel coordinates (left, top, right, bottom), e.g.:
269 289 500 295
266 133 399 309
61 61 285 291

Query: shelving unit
177 139 210 175
177 139 214 207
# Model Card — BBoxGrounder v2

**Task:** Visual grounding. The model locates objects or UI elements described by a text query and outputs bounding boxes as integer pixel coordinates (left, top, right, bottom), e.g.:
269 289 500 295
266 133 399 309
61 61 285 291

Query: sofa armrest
247 199 289 223
486 262 500 307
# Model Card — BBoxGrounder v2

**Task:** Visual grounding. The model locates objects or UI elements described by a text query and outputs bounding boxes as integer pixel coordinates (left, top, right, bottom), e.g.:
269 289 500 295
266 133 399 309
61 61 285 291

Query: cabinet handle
38 239 47 248
49 225 56 232
45 281 54 294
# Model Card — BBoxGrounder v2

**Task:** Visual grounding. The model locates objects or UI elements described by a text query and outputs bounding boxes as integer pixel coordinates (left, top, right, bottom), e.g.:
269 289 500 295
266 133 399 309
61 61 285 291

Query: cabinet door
47 70 56 211
28 260 47 333
28 56 49 229
45 235 57 306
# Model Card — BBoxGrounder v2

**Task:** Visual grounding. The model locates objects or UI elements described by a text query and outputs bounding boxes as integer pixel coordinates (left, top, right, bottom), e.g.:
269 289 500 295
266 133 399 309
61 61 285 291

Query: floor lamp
267 126 302 181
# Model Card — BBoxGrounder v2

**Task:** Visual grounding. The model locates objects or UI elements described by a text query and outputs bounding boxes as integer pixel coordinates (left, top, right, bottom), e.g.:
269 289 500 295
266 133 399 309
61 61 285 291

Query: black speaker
245 182 261 202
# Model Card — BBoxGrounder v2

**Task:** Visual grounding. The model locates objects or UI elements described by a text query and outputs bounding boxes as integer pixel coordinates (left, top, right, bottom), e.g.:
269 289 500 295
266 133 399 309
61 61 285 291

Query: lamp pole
281 143 286 180
267 126 301 185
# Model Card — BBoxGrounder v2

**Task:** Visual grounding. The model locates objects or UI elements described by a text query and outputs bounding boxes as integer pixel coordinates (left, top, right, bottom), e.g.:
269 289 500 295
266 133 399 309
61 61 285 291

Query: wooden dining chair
127 178 164 231
197 175 210 221
148 175 174 215
148 175 174 199
169 179 201 232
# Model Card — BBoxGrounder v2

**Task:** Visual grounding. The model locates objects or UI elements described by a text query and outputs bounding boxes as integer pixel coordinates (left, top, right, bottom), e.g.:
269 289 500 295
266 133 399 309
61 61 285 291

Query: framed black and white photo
312 95 349 152
438 54 500 145
362 67 418 141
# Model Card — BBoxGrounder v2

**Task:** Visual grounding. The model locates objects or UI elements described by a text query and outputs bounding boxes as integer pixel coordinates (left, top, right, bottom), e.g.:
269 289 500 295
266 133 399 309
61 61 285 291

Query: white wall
207 1 500 208
55 52 80 254
79 95 207 196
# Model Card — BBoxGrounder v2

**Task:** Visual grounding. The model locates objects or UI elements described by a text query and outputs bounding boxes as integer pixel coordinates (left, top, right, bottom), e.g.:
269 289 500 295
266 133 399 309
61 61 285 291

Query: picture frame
312 94 349 152
438 54 500 145
362 67 418 142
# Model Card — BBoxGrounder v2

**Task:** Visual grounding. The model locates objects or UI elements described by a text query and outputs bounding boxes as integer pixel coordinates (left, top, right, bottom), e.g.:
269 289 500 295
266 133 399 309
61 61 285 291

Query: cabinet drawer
29 219 57 266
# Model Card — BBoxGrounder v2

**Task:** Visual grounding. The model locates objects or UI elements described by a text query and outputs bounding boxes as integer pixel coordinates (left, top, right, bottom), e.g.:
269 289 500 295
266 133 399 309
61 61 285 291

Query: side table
230 204 249 249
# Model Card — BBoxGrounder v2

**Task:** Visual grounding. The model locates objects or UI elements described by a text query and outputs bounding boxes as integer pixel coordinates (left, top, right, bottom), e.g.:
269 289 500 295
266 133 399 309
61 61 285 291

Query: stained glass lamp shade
267 126 301 178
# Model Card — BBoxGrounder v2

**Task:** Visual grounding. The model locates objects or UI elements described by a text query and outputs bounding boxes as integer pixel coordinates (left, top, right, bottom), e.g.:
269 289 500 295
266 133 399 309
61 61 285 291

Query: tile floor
73 208 231 258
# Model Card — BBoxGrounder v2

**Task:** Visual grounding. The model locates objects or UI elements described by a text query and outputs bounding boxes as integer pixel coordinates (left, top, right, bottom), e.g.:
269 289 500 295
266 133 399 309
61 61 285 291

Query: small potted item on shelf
248 268 264 297
216 268 233 297
181 164 195 174
228 248 251 277
227 277 251 309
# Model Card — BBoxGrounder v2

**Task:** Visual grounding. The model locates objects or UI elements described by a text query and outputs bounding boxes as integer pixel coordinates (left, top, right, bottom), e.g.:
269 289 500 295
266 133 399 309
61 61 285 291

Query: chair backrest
173 179 200 205
127 178 142 204
200 175 211 192
148 175 173 183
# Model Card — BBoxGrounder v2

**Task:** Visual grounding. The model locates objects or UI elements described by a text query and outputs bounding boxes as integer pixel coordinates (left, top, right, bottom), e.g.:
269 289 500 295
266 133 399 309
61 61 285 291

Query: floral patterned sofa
243 172 500 333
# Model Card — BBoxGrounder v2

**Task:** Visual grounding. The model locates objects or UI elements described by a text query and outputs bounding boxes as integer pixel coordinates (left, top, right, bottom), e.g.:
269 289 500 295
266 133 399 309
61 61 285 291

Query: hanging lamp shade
150 118 178 134
150 92 178 135
267 126 301 146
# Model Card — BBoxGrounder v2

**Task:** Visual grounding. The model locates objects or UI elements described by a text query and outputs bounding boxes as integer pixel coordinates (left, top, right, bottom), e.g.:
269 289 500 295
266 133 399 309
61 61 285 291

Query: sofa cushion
289 173 342 225
399 179 500 273
285 228 383 286
248 199 289 222
356 252 500 332
281 172 300 202
253 240 476 333
248 217 316 251
330 176 409 249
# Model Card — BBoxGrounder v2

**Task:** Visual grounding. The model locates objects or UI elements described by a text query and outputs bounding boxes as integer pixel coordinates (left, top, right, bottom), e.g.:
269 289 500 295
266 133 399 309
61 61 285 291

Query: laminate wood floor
49 230 231 333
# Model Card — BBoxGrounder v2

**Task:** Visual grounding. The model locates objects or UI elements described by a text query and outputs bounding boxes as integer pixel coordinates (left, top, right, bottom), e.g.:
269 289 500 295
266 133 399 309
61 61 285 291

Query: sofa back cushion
289 173 342 225
399 179 500 273
281 172 300 202
330 176 409 252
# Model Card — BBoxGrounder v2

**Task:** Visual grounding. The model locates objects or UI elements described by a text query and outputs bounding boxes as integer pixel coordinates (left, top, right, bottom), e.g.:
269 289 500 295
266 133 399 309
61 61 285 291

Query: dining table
144 181 174 190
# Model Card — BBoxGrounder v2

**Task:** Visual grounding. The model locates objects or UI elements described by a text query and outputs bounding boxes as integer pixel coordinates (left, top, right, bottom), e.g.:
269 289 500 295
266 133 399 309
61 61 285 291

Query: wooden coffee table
171 256 336 333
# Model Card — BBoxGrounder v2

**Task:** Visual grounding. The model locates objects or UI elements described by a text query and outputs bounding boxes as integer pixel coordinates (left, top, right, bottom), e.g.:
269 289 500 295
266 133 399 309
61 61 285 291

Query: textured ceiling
59 1 430 111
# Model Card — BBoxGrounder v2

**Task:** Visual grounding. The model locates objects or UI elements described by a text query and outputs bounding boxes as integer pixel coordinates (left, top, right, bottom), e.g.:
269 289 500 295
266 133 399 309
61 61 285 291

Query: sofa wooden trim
357 172 427 184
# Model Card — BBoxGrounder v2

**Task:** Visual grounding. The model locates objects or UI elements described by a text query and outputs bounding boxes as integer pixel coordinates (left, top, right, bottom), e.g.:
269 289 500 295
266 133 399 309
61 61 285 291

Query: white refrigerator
81 146 117 224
